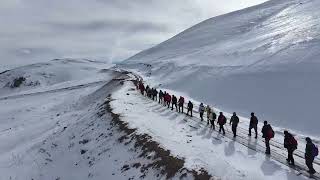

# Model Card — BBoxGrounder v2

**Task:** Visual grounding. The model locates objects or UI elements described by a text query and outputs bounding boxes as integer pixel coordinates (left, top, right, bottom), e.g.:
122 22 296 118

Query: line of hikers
137 81 318 175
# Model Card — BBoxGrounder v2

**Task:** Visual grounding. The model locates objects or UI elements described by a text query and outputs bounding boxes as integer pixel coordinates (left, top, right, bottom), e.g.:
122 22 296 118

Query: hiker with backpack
147 88 152 98
210 111 217 130
284 131 297 166
153 89 158 101
305 137 318 174
145 85 150 97
249 112 258 138
178 96 184 113
163 91 167 106
218 112 227 135
158 90 163 104
166 93 171 108
261 121 274 155
187 101 193 117
139 82 145 95
171 95 178 111
230 112 240 137
199 103 205 121
206 105 212 125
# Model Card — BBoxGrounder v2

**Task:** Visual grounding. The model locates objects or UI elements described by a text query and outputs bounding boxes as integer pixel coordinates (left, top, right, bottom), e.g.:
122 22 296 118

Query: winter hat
306 137 312 143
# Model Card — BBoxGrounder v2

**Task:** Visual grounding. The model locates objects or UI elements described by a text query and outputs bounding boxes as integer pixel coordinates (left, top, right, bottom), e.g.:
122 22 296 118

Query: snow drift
119 0 320 136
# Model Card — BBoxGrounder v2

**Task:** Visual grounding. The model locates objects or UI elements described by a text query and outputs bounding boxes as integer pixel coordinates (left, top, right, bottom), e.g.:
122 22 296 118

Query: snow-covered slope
0 59 112 97
111 81 316 180
119 0 320 136
1 60 199 180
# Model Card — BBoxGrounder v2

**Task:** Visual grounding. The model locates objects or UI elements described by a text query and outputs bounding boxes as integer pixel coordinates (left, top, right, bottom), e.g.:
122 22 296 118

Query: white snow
119 0 320 137
0 58 319 179
110 81 318 179
0 60 167 180
0 59 113 98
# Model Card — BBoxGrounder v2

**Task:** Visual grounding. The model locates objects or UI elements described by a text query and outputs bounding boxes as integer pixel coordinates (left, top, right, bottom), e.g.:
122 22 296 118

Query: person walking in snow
261 121 274 155
166 93 171 108
178 96 184 113
284 130 297 166
249 112 258 138
153 88 158 101
230 112 239 137
210 111 217 130
199 103 205 121
305 137 317 174
187 101 193 117
218 112 227 135
163 91 167 106
171 95 178 111
158 90 163 104
145 85 150 96
139 83 145 95
147 88 152 98
206 105 212 125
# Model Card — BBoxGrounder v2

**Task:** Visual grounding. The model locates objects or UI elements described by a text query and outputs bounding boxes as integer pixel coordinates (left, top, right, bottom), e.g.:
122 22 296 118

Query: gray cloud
46 20 169 34
0 0 267 71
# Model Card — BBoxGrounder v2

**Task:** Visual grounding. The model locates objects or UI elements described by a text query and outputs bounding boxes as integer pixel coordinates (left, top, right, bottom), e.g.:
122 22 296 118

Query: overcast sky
0 0 267 71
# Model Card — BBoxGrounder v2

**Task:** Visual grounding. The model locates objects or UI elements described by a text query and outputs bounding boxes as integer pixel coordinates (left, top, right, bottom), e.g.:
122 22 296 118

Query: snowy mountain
0 59 112 97
1 59 221 179
1 59 318 179
119 0 320 136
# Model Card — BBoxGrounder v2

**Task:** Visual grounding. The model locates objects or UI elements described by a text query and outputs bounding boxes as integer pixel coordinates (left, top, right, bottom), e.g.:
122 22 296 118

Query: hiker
159 90 163 104
139 83 145 95
261 121 274 155
249 112 258 138
153 89 158 101
210 111 217 129
145 85 150 96
163 91 167 106
178 96 184 113
284 131 297 166
305 137 318 174
187 101 193 117
171 95 178 111
199 103 205 121
150 88 153 98
206 105 212 125
166 93 171 108
230 112 239 137
217 112 227 135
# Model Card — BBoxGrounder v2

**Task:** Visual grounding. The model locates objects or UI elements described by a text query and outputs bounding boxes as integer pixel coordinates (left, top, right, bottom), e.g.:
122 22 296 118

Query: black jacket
305 142 314 159
172 96 177 103
250 116 258 127
188 102 193 109
159 91 163 97
212 112 217 120
230 115 239 127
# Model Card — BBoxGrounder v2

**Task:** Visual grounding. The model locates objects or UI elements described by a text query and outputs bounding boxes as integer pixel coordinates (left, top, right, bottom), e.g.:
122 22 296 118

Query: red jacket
167 95 171 102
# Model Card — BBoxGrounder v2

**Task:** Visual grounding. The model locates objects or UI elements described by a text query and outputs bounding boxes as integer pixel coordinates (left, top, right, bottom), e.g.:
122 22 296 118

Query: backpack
218 116 226 125
212 112 217 120
267 126 274 139
289 136 298 149
313 144 319 157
